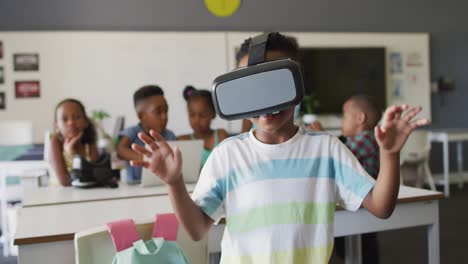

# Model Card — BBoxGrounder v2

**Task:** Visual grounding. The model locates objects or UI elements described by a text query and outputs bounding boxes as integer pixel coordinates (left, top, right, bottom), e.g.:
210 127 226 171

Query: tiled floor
0 246 16 264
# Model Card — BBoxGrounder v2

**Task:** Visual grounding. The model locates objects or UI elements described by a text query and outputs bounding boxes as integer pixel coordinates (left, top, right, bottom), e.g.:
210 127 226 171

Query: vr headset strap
247 32 270 66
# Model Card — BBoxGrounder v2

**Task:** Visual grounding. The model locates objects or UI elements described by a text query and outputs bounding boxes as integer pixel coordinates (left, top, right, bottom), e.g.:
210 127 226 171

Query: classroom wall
1 0 467 173
0 32 230 141
1 0 465 129
0 31 430 143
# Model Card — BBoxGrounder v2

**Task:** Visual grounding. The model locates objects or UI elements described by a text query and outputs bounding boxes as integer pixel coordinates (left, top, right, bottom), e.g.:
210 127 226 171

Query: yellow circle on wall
204 0 241 17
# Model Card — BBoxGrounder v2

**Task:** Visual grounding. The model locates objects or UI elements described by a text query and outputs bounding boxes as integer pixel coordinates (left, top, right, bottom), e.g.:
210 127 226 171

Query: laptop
140 140 204 187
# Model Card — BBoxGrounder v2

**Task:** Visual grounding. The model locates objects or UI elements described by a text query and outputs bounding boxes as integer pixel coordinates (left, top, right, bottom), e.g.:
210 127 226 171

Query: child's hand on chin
64 131 83 155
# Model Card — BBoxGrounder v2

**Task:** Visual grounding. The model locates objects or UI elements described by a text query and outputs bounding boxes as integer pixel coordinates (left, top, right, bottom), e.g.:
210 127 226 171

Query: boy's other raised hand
130 130 183 186
375 104 430 154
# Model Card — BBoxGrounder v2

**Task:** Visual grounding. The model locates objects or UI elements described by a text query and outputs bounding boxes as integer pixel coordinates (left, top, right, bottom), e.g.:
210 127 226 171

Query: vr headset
70 153 119 188
212 32 305 120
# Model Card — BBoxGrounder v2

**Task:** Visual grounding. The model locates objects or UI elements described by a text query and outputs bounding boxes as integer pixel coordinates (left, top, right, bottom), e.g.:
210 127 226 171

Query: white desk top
395 185 443 203
428 128 468 133
14 185 442 246
23 183 196 207
428 129 468 141
0 160 48 171
15 195 174 245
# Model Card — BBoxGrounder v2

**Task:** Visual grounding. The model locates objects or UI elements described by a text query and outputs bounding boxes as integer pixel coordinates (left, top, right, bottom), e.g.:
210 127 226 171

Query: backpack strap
107 219 140 252
152 213 179 241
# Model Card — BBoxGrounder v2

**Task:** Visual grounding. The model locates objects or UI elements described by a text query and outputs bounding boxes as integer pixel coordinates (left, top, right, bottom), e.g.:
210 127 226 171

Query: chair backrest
74 218 208 264
112 116 125 140
400 130 430 163
42 131 56 186
0 120 33 145
43 131 51 162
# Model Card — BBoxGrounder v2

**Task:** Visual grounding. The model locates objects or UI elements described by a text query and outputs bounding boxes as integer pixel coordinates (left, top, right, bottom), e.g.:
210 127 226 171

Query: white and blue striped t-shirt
192 127 376 264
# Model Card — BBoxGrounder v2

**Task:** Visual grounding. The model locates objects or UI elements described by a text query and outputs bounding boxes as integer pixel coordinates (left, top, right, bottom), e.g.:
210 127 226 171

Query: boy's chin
252 121 295 134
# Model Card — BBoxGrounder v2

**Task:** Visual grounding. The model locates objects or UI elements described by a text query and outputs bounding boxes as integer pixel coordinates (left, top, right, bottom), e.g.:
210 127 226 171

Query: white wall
0 32 229 142
0 31 431 142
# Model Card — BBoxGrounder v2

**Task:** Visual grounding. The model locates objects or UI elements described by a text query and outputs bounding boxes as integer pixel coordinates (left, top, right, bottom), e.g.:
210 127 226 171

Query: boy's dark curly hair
235 32 299 66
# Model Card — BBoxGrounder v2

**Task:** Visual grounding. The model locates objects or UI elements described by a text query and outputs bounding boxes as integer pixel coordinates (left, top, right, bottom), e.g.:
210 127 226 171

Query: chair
112 116 125 141
0 120 45 256
41 131 54 187
75 216 208 264
400 130 436 190
0 120 33 146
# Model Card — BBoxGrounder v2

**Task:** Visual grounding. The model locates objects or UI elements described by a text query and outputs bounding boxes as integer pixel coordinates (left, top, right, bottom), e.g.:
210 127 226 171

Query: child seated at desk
49 98 99 186
177 86 229 168
117 85 176 184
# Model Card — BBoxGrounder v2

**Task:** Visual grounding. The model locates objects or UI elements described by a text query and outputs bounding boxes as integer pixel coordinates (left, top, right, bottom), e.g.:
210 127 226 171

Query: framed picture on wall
15 80 40 98
14 53 39 71
0 66 4 84
0 92 5 110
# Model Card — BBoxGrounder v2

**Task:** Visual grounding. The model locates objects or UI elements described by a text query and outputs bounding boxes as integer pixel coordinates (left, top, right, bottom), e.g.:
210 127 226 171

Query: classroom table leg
344 235 362 264
0 168 10 257
456 142 464 188
427 204 440 264
443 139 450 197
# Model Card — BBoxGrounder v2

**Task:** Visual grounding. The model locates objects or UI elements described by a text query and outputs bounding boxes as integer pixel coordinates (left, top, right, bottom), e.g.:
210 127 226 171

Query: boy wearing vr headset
131 33 430 263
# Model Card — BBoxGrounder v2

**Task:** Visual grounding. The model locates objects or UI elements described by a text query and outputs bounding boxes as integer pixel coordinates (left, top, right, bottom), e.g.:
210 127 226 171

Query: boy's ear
137 111 145 120
358 112 367 125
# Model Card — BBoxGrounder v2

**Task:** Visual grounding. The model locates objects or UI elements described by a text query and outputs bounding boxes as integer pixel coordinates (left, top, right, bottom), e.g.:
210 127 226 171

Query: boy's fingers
173 146 183 168
393 104 408 121
138 132 159 151
150 130 173 153
149 130 166 142
374 126 384 142
130 160 149 168
382 105 400 124
131 144 152 158
411 118 431 128
403 106 422 122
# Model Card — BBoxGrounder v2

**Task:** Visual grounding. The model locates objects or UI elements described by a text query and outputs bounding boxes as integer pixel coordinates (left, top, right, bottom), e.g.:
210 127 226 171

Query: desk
336 186 443 264
23 183 196 207
14 184 196 264
0 160 48 256
15 185 442 264
428 129 468 196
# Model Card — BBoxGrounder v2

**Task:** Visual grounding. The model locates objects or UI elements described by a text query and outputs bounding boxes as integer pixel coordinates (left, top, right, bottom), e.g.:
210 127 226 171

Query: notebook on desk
140 140 204 187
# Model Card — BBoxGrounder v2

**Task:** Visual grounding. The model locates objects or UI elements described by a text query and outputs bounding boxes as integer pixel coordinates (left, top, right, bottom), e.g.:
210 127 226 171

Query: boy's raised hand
130 130 183 185
375 104 430 154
